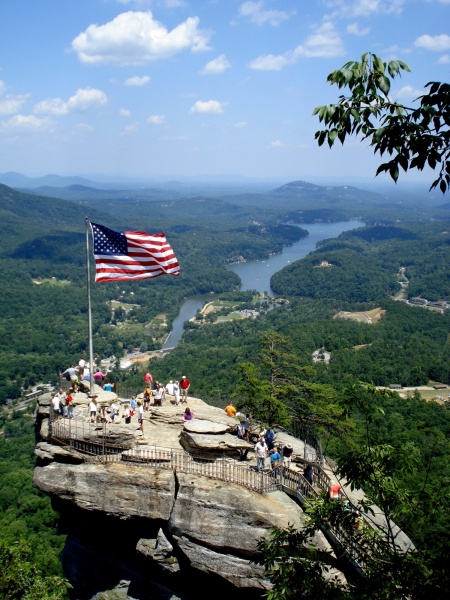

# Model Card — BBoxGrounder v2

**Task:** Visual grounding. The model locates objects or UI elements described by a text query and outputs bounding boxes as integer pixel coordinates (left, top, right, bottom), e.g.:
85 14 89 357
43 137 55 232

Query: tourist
182 406 194 421
144 372 152 385
130 396 137 416
165 380 174 398
143 385 152 410
270 448 281 468
265 428 275 450
303 464 314 486
93 368 104 384
173 381 180 405
82 366 91 382
89 398 97 423
137 401 144 431
109 401 117 423
224 401 237 417
153 384 164 407
100 405 108 423
123 405 131 424
237 419 247 440
254 437 268 472
281 443 294 468
66 390 74 419
104 381 114 392
60 365 79 391
78 357 86 374
180 375 190 402
329 479 342 500
51 391 61 419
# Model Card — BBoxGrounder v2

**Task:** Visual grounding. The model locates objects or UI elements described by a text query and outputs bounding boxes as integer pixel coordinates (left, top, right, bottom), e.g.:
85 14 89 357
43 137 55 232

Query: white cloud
147 114 166 125
0 81 31 115
200 54 231 75
325 0 404 17
248 22 345 71
346 22 370 36
414 33 450 52
34 88 107 115
270 139 285 148
0 94 30 115
71 11 211 66
0 114 52 132
395 85 424 99
239 1 290 26
120 122 140 136
190 100 224 114
119 108 131 117
438 54 450 64
124 75 150 86
235 121 248 128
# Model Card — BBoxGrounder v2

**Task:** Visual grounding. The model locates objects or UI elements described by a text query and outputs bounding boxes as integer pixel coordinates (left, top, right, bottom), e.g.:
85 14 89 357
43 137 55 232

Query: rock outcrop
33 392 335 599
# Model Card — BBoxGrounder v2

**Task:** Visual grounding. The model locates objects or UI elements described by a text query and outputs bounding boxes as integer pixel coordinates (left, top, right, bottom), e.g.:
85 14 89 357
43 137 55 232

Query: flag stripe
90 222 180 282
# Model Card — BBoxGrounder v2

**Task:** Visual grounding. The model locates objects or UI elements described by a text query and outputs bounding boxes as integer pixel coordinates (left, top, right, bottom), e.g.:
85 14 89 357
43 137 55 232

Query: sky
0 0 449 183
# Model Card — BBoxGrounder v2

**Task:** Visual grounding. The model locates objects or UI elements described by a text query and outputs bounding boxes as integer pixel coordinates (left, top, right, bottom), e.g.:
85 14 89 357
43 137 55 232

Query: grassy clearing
335 307 386 324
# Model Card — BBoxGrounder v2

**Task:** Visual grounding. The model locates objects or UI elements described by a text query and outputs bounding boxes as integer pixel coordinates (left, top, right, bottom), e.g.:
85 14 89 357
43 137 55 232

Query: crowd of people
54 363 319 489
141 373 191 408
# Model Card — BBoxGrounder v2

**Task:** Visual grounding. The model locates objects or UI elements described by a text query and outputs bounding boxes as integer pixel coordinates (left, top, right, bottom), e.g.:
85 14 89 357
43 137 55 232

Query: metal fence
50 419 279 494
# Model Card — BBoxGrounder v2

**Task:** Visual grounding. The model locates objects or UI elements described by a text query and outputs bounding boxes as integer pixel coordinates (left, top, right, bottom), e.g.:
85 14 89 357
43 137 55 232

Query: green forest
0 178 449 598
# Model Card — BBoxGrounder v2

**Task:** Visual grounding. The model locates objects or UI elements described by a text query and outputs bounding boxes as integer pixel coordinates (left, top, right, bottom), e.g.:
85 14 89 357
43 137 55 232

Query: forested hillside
1 178 449 597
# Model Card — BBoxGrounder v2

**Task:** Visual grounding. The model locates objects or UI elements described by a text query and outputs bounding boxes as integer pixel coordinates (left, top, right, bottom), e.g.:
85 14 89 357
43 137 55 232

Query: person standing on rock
165 380 174 398
123 405 131 424
281 443 294 468
255 437 268 472
173 381 180 405
51 391 61 419
89 398 97 423
137 401 144 431
144 372 152 386
180 376 190 402
66 390 74 419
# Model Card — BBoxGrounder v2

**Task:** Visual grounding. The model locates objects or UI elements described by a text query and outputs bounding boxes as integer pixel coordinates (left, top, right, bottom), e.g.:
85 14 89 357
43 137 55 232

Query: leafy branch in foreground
258 381 450 599
313 52 450 192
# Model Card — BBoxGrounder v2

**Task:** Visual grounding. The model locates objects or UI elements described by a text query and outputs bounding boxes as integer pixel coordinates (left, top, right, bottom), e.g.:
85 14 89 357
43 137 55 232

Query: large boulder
179 430 253 454
33 462 175 520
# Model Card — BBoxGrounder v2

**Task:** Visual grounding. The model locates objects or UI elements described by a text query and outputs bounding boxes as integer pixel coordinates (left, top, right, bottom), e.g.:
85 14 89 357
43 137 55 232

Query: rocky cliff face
34 392 331 599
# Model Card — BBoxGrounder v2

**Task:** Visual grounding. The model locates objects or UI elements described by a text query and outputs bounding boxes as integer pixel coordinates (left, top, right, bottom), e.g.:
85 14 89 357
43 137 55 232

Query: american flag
90 222 180 282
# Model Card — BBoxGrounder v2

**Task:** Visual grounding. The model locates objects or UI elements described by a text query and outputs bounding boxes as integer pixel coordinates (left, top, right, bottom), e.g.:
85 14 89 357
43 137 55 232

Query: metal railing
50 418 278 494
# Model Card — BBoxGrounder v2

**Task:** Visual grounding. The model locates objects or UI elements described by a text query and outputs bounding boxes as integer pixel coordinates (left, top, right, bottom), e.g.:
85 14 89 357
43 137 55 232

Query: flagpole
85 218 95 395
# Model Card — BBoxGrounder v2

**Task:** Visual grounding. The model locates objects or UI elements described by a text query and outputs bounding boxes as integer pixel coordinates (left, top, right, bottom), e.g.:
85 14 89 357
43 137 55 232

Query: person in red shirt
180 375 190 403
143 372 152 385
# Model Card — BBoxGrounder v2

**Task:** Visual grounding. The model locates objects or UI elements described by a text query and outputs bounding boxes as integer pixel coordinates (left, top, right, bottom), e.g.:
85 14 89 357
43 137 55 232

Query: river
162 221 361 350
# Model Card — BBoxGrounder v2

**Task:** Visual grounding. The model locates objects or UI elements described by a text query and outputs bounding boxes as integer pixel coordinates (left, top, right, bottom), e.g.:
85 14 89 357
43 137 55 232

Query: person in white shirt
89 399 97 423
254 438 268 472
52 392 61 418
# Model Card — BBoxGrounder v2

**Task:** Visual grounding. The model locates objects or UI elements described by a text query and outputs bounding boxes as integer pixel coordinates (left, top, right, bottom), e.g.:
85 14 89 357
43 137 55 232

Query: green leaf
378 75 390 95
328 129 338 147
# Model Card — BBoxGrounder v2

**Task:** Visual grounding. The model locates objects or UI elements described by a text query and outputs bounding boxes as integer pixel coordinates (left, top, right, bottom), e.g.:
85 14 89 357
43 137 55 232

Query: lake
162 221 361 350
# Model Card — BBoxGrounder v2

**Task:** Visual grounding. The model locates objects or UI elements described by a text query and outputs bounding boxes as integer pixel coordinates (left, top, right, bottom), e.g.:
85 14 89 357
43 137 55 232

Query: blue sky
0 0 449 183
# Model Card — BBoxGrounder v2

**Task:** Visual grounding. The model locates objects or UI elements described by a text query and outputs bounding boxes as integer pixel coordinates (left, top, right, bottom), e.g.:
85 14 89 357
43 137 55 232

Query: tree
258 383 450 599
313 52 450 192
0 541 69 599
236 330 341 430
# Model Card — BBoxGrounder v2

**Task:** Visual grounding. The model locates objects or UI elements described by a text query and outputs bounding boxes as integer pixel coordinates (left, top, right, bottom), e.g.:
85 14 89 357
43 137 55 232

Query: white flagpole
85 218 95 395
